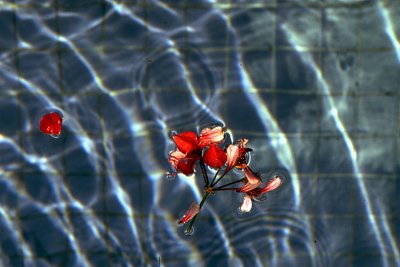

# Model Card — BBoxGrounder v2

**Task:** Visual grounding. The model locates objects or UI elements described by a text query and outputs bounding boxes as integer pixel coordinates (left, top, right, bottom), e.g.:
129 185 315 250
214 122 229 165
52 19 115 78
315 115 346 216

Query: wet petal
177 159 197 176
238 179 262 192
235 148 252 167
230 139 252 168
240 195 252 213
243 165 261 184
168 150 186 170
237 138 248 148
260 175 283 193
238 165 262 192
172 131 198 154
203 144 227 169
225 144 239 170
39 112 63 136
198 126 224 148
178 202 200 224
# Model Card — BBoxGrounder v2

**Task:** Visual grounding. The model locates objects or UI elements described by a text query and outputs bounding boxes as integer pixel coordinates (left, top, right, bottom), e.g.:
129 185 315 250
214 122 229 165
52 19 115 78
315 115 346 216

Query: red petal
177 159 197 176
260 175 282 193
172 131 198 154
178 202 200 224
198 126 224 148
203 145 227 169
39 112 63 136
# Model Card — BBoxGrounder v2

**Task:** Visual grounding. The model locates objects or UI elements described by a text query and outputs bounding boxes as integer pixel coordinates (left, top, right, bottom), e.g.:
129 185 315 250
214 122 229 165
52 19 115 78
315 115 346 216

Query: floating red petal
39 112 63 136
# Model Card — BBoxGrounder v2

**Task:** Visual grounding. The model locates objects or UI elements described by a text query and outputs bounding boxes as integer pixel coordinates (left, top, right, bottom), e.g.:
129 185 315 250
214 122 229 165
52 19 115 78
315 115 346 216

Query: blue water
0 0 399 266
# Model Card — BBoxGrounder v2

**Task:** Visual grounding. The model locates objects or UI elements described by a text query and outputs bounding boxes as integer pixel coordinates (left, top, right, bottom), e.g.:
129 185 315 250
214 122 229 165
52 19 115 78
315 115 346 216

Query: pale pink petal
198 126 224 148
237 138 248 148
239 179 262 192
168 150 186 170
260 175 283 193
178 202 200 224
240 195 252 213
225 144 239 170
237 165 262 192
243 165 261 184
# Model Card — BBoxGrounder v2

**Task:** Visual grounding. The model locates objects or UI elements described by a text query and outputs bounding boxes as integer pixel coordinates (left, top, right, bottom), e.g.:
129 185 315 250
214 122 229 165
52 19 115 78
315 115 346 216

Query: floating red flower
168 126 225 175
39 112 63 137
239 175 283 213
167 125 284 235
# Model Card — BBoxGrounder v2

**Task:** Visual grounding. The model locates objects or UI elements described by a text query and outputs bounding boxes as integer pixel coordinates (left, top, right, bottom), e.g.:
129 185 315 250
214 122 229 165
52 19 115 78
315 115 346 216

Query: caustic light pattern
168 126 283 235
39 112 63 137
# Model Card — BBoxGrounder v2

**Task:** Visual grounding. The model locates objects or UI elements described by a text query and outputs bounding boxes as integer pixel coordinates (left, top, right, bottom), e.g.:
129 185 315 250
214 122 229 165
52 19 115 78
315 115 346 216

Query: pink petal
198 126 224 148
168 150 198 176
238 179 262 192
178 202 200 224
203 144 227 169
237 138 248 148
240 195 252 213
172 131 198 154
237 166 262 192
168 150 186 170
225 144 239 170
260 175 283 193
243 165 261 184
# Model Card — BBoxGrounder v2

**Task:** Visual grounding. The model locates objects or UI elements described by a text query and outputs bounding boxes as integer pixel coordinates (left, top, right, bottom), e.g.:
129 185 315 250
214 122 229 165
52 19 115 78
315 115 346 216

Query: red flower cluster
168 126 226 175
168 126 283 234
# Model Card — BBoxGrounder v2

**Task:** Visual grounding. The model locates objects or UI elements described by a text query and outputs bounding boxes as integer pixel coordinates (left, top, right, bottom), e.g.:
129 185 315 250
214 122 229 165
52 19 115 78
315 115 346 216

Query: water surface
0 0 399 266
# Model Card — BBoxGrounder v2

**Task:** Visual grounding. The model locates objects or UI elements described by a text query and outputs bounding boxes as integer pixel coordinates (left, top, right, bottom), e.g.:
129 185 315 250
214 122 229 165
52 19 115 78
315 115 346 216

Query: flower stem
212 187 242 191
199 159 209 186
214 178 245 190
185 192 209 234
211 169 229 187
209 168 220 186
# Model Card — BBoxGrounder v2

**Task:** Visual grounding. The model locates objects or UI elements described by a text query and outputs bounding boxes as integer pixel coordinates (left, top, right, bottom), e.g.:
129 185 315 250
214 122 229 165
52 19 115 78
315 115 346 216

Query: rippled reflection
0 0 399 266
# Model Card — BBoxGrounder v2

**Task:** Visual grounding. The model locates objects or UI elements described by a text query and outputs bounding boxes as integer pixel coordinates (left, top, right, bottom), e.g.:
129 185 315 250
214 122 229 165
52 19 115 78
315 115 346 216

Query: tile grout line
352 2 362 266
11 0 28 264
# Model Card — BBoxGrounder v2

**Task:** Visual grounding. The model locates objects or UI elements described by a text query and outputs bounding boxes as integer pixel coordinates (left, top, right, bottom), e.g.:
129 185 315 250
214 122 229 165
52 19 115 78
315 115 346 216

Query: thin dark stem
185 192 209 234
211 169 229 187
213 187 242 191
214 178 245 190
199 159 209 186
209 168 220 186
